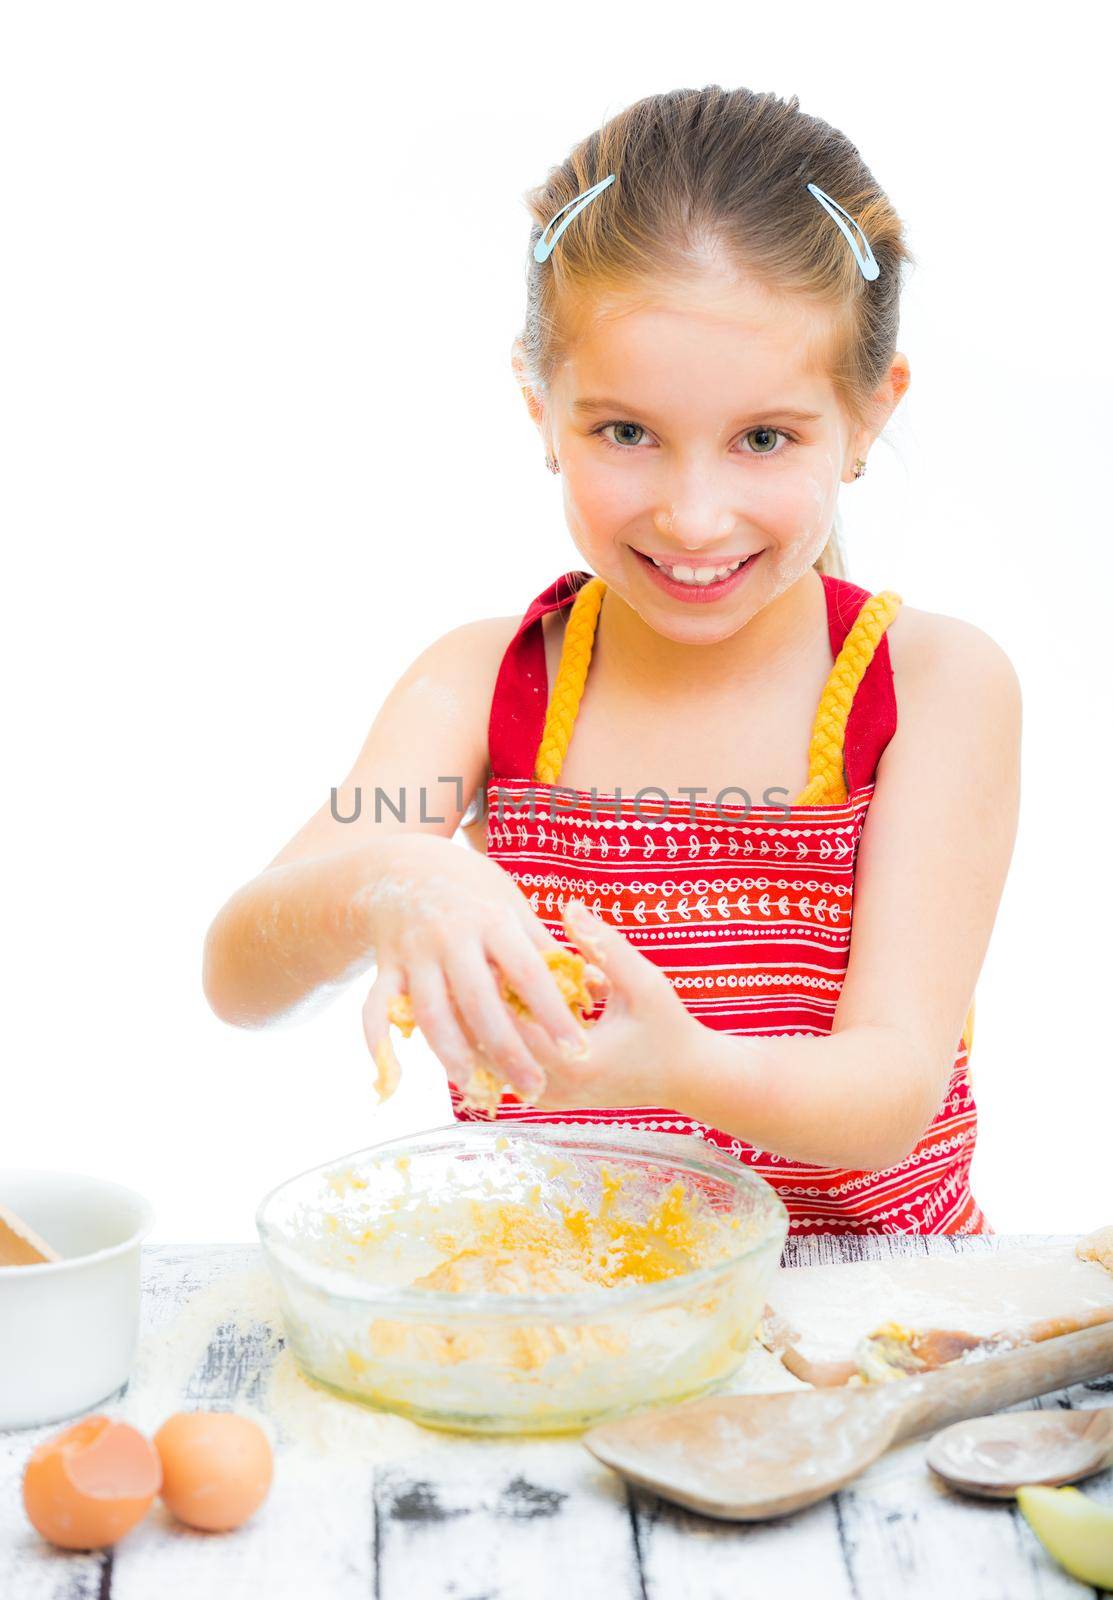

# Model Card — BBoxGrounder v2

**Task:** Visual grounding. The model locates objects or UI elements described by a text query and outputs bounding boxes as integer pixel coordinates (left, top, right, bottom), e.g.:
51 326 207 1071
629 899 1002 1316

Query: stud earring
853 457 867 480
545 453 560 475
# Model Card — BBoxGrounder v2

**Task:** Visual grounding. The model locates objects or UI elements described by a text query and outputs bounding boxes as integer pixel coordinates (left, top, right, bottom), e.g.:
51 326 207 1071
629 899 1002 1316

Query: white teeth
649 555 749 586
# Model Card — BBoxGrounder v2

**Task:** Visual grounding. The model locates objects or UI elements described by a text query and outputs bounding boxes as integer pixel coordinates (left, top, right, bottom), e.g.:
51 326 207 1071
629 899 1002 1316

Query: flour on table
127 1263 802 1463
120 1266 438 1464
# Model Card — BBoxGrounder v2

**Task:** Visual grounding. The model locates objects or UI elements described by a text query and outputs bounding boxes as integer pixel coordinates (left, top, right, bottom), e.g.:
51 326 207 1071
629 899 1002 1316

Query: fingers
519 918 573 965
563 900 648 999
582 962 610 1000
442 944 548 1100
563 899 607 961
485 925 589 1060
512 903 611 1005
508 1011 595 1110
404 961 478 1091
362 963 406 1100
362 899 613 1111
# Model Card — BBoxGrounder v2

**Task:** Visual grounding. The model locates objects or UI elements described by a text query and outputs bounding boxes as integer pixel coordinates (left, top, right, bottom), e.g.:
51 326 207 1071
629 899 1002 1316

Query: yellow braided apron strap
534 575 606 786
794 589 904 808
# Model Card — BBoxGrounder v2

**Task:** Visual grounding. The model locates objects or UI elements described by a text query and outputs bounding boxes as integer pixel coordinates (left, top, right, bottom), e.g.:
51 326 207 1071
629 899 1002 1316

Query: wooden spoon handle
892 1319 1113 1443
0 1201 61 1266
1024 1303 1113 1342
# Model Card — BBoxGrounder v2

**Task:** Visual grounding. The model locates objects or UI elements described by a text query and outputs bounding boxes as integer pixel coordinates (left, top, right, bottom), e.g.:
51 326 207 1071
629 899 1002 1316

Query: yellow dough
348 1167 735 1374
1075 1223 1113 1273
374 946 596 1113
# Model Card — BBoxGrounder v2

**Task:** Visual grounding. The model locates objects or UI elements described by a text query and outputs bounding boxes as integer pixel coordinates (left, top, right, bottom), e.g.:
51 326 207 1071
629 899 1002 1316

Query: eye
741 426 792 456
595 422 650 449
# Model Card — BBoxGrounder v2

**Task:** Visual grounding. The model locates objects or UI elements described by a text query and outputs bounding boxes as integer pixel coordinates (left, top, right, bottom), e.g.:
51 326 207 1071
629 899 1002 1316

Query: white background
2 4 1108 1240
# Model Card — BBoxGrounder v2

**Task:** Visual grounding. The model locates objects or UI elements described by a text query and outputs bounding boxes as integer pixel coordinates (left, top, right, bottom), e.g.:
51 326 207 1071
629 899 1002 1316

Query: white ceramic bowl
0 1170 154 1430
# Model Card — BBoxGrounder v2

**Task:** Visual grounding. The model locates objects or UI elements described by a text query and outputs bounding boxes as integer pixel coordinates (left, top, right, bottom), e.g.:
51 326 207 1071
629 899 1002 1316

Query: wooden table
2 1233 1110 1598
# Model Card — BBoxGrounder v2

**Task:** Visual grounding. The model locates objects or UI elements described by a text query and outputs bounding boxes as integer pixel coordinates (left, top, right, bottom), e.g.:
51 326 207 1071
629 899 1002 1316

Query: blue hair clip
533 174 616 263
806 183 879 281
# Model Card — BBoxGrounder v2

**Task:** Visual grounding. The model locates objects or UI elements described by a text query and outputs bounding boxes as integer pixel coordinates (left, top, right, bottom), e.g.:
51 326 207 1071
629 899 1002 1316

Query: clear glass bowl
256 1123 788 1435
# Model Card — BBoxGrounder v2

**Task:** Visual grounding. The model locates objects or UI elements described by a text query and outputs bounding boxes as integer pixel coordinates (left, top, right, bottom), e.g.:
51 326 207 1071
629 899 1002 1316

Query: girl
204 86 1021 1236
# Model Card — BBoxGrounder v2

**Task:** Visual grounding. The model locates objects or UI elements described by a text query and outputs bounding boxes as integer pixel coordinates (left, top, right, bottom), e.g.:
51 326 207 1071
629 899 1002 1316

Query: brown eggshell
154 1411 273 1531
23 1415 162 1550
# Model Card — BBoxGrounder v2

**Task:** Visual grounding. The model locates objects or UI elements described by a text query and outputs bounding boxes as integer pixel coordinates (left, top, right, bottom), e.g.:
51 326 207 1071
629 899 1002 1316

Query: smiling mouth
631 548 761 588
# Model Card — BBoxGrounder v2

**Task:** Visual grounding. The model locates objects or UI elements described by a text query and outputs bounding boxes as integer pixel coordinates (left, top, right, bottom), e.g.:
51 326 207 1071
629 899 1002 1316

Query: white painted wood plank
110 1461 375 1600
832 1428 1099 1600
373 1444 642 1599
631 1488 858 1599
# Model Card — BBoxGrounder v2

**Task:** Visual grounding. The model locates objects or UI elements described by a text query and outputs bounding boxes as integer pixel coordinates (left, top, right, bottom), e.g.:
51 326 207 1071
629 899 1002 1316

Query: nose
652 460 737 548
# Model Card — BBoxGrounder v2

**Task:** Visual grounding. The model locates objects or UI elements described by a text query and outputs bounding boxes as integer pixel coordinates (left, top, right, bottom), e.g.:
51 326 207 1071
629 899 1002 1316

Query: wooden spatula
0 1200 62 1266
583 1319 1113 1521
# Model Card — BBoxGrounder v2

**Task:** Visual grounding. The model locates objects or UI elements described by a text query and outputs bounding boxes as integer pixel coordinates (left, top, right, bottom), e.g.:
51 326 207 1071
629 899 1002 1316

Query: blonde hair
519 86 916 582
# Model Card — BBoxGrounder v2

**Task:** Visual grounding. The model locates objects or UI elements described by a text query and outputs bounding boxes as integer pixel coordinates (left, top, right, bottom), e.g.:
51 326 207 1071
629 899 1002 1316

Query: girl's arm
675 615 1023 1169
202 616 512 1025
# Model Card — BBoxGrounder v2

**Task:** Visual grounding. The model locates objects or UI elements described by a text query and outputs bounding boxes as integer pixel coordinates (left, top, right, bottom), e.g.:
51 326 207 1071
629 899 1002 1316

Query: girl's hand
515 899 697 1111
359 834 593 1099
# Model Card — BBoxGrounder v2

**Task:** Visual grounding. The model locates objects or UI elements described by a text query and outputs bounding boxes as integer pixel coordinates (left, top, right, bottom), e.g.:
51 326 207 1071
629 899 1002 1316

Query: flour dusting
120 1266 444 1463
123 1260 804 1463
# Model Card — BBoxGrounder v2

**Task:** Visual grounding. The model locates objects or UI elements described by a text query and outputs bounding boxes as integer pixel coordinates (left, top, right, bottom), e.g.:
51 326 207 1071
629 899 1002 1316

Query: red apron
450 569 988 1237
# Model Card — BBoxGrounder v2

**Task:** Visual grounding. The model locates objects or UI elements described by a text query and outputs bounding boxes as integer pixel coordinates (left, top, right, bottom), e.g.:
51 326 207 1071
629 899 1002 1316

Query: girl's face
538 272 888 646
